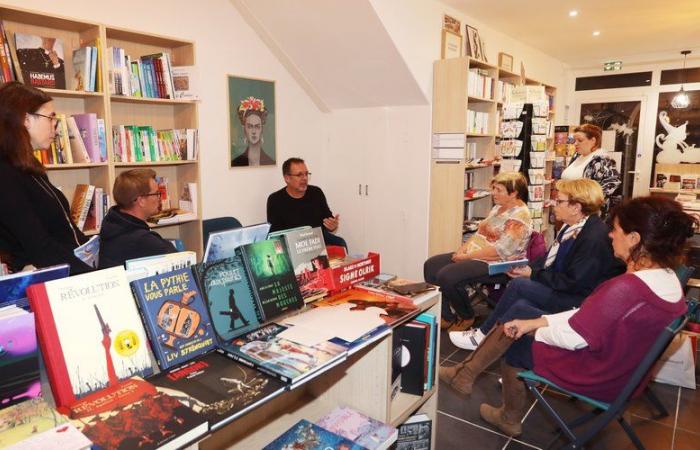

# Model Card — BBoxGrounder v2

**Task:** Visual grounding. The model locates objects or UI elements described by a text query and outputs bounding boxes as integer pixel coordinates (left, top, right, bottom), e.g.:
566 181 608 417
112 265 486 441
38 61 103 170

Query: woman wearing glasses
0 82 91 274
448 179 624 352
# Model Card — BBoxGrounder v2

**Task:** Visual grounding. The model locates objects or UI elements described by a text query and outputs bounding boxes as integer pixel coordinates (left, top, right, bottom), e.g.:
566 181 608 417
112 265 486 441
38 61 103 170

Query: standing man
99 168 176 268
266 157 347 249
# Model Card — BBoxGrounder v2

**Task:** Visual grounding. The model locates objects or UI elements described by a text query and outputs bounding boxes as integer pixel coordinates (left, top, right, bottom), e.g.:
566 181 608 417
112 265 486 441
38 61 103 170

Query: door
574 94 649 198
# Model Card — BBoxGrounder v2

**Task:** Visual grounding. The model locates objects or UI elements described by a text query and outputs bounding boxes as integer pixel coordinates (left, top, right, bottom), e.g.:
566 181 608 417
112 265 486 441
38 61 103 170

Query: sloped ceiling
442 0 700 67
231 0 427 111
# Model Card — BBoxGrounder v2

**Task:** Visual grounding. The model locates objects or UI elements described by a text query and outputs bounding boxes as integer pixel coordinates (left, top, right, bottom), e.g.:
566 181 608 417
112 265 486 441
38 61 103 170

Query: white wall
10 0 330 227
563 60 700 195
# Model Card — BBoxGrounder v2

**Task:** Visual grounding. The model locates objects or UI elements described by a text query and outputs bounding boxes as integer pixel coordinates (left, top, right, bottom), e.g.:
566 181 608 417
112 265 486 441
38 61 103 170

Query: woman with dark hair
0 82 90 274
231 96 274 166
424 172 532 331
561 123 622 218
439 196 694 437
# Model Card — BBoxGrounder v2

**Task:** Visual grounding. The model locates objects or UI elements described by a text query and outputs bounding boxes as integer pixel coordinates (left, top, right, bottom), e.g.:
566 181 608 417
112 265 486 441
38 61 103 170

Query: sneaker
449 328 485 350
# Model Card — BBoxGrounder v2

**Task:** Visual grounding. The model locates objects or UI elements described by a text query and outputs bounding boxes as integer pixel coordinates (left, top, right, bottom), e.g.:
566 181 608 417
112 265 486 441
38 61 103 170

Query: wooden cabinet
2 5 202 255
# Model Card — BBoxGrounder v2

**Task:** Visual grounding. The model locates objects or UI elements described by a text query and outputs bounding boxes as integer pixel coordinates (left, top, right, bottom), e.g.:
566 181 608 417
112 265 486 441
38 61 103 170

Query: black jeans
322 228 348 251
424 253 492 321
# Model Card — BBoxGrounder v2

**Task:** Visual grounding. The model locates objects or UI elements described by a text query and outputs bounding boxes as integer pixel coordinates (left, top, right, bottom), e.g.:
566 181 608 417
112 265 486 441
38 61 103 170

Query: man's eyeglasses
553 199 571 206
287 172 311 178
138 191 162 201
31 112 58 129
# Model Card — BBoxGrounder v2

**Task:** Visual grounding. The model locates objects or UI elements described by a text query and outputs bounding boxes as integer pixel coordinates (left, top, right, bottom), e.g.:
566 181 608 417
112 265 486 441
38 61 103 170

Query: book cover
171 65 198 99
73 235 99 269
71 47 90 91
415 313 437 391
0 398 91 449
66 117 90 163
280 227 331 303
15 32 66 89
0 264 69 310
482 258 528 276
27 266 153 408
124 250 196 282
395 414 432 450
193 256 263 343
219 323 346 385
264 419 368 450
73 384 208 450
395 322 428 396
149 352 285 430
313 288 419 329
72 113 99 164
130 267 216 370
316 406 397 450
203 222 270 263
0 309 40 408
237 238 304 320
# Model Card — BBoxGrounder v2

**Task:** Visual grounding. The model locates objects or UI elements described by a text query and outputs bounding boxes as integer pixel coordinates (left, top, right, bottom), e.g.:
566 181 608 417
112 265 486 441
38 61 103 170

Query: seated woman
450 178 625 350
424 172 532 331
439 196 693 437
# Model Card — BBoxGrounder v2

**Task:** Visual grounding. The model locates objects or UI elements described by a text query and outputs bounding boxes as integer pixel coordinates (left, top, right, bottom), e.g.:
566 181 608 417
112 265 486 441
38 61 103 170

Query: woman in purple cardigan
439 196 694 437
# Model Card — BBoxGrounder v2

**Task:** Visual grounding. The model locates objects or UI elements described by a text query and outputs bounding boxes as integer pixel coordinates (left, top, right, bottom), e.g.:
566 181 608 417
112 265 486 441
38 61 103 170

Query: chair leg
618 417 645 450
644 387 669 419
523 379 578 444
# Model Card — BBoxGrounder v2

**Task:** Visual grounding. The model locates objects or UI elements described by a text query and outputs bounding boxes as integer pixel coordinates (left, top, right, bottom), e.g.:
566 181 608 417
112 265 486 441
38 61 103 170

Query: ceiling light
569 10 578 17
672 50 692 109
592 30 601 36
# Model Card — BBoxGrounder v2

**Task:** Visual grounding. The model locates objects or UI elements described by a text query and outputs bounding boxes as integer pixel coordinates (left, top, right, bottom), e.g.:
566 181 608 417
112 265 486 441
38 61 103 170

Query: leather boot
445 325 513 396
479 360 528 437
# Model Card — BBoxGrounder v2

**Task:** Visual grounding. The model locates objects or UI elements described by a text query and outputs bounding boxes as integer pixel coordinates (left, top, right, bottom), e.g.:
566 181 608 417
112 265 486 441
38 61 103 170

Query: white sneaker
449 328 485 350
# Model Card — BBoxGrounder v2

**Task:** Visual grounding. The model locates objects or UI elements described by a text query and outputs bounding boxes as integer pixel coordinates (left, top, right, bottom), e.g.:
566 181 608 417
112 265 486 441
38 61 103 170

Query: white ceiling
231 0 427 110
442 0 700 67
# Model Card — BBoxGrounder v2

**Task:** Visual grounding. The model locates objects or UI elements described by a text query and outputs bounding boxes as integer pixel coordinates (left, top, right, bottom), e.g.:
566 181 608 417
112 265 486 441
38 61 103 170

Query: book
193 256 264 343
130 267 216 370
203 222 270 263
0 264 69 310
15 32 66 89
395 414 432 450
73 235 99 269
312 288 419 329
148 352 285 430
65 117 90 163
264 419 368 450
277 226 331 303
236 237 305 320
171 65 198 99
395 321 428 396
415 313 438 391
69 184 94 231
73 381 208 450
217 322 347 386
71 113 100 164
356 278 436 298
316 406 398 450
0 307 40 409
27 266 154 409
480 258 529 275
124 250 197 282
0 398 91 449
71 47 90 91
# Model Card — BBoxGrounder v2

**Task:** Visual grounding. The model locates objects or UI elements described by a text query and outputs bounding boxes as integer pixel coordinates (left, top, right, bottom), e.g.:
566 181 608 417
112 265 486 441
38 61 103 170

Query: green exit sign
603 61 623 71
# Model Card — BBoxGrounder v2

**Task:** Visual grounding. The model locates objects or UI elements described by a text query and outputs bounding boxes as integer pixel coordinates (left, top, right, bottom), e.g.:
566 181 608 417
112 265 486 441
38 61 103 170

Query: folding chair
518 303 695 450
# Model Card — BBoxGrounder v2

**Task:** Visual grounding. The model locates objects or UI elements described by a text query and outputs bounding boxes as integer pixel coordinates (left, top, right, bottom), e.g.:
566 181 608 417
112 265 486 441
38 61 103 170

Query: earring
261 136 264 145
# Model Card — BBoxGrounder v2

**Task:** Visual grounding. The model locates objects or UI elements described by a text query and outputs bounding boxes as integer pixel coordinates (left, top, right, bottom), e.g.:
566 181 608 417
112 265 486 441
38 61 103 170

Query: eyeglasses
31 112 59 129
553 199 571 206
287 172 311 178
139 191 161 200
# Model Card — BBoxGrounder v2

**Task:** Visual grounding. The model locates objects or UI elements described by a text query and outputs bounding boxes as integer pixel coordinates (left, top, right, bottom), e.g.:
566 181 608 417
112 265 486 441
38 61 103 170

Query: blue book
130 267 216 370
88 46 97 91
484 258 529 275
263 419 368 450
416 312 437 390
0 264 70 310
192 256 264 343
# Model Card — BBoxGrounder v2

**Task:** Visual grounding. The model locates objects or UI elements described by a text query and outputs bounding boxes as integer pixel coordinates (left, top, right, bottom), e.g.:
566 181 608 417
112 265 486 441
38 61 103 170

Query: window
575 72 652 91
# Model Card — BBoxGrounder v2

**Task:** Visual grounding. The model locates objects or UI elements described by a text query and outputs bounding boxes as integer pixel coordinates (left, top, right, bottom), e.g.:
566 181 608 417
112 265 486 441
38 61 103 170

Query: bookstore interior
1 1 700 449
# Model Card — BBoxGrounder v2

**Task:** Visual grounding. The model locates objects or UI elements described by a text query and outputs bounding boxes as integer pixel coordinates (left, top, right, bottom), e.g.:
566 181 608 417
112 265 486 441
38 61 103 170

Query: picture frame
441 29 462 59
498 52 514 72
465 25 485 62
442 14 461 34
228 75 277 168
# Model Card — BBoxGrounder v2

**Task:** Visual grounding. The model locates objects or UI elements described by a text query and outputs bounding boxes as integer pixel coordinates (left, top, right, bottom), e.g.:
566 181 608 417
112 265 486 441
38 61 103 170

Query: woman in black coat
0 82 91 274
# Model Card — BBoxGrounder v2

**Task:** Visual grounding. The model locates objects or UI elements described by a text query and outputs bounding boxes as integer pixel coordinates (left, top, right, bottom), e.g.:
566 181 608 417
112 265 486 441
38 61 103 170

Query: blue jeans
322 228 347 251
495 300 546 369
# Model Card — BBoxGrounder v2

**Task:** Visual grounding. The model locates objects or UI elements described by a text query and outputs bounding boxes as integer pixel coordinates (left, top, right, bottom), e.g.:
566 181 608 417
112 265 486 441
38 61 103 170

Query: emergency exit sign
603 61 622 71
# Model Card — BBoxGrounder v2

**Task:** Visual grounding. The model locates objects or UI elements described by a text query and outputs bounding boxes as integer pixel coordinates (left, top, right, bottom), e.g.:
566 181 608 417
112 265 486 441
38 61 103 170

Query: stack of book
112 126 199 162
33 113 107 166
68 184 109 232
108 47 178 99
71 44 101 92
468 68 493 99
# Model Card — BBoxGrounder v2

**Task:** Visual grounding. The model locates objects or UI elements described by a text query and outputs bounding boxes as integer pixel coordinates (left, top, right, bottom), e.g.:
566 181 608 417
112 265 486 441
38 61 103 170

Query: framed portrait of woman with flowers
228 75 277 167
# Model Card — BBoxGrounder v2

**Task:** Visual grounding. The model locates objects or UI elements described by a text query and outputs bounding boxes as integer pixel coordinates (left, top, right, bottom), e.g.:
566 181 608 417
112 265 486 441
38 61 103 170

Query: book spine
26 283 76 409
130 283 167 369
77 185 96 230
215 348 291 384
237 247 269 322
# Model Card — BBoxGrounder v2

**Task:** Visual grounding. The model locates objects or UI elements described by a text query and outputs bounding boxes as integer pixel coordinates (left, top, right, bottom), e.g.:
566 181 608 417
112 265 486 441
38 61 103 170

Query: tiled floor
436 329 700 450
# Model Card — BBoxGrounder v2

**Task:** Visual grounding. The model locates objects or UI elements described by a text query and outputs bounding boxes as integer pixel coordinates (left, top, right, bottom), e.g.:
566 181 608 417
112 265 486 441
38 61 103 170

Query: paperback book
27 266 154 408
236 237 305 320
217 323 347 386
316 406 398 450
203 222 270 263
480 258 528 275
130 267 216 370
263 419 368 450
149 352 285 430
0 308 40 409
395 414 432 450
276 226 331 303
0 264 69 310
15 32 66 89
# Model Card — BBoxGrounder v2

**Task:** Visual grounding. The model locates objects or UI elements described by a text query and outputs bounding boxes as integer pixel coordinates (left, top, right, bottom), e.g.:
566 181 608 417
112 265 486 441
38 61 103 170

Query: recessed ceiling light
592 30 601 36
569 10 578 17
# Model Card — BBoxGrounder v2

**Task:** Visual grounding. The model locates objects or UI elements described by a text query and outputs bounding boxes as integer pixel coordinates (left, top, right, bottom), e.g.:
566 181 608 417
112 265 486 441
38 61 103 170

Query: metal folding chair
518 304 694 450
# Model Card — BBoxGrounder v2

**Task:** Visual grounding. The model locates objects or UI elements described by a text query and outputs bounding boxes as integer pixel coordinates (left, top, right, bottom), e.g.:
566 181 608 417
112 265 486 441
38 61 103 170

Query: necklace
32 174 80 246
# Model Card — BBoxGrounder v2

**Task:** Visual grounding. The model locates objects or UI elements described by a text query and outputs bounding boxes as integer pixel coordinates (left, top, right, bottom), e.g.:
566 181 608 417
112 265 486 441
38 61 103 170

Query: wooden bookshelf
3 4 202 256
429 56 558 255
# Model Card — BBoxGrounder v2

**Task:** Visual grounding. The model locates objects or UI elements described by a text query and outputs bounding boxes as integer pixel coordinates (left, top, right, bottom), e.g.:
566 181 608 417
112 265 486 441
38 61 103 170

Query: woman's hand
503 318 546 339
451 252 471 262
507 265 532 278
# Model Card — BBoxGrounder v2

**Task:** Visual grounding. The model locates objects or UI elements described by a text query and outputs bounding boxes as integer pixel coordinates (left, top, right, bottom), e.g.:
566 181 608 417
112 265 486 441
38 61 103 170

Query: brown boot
479 360 528 436
438 360 465 385
447 325 513 396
